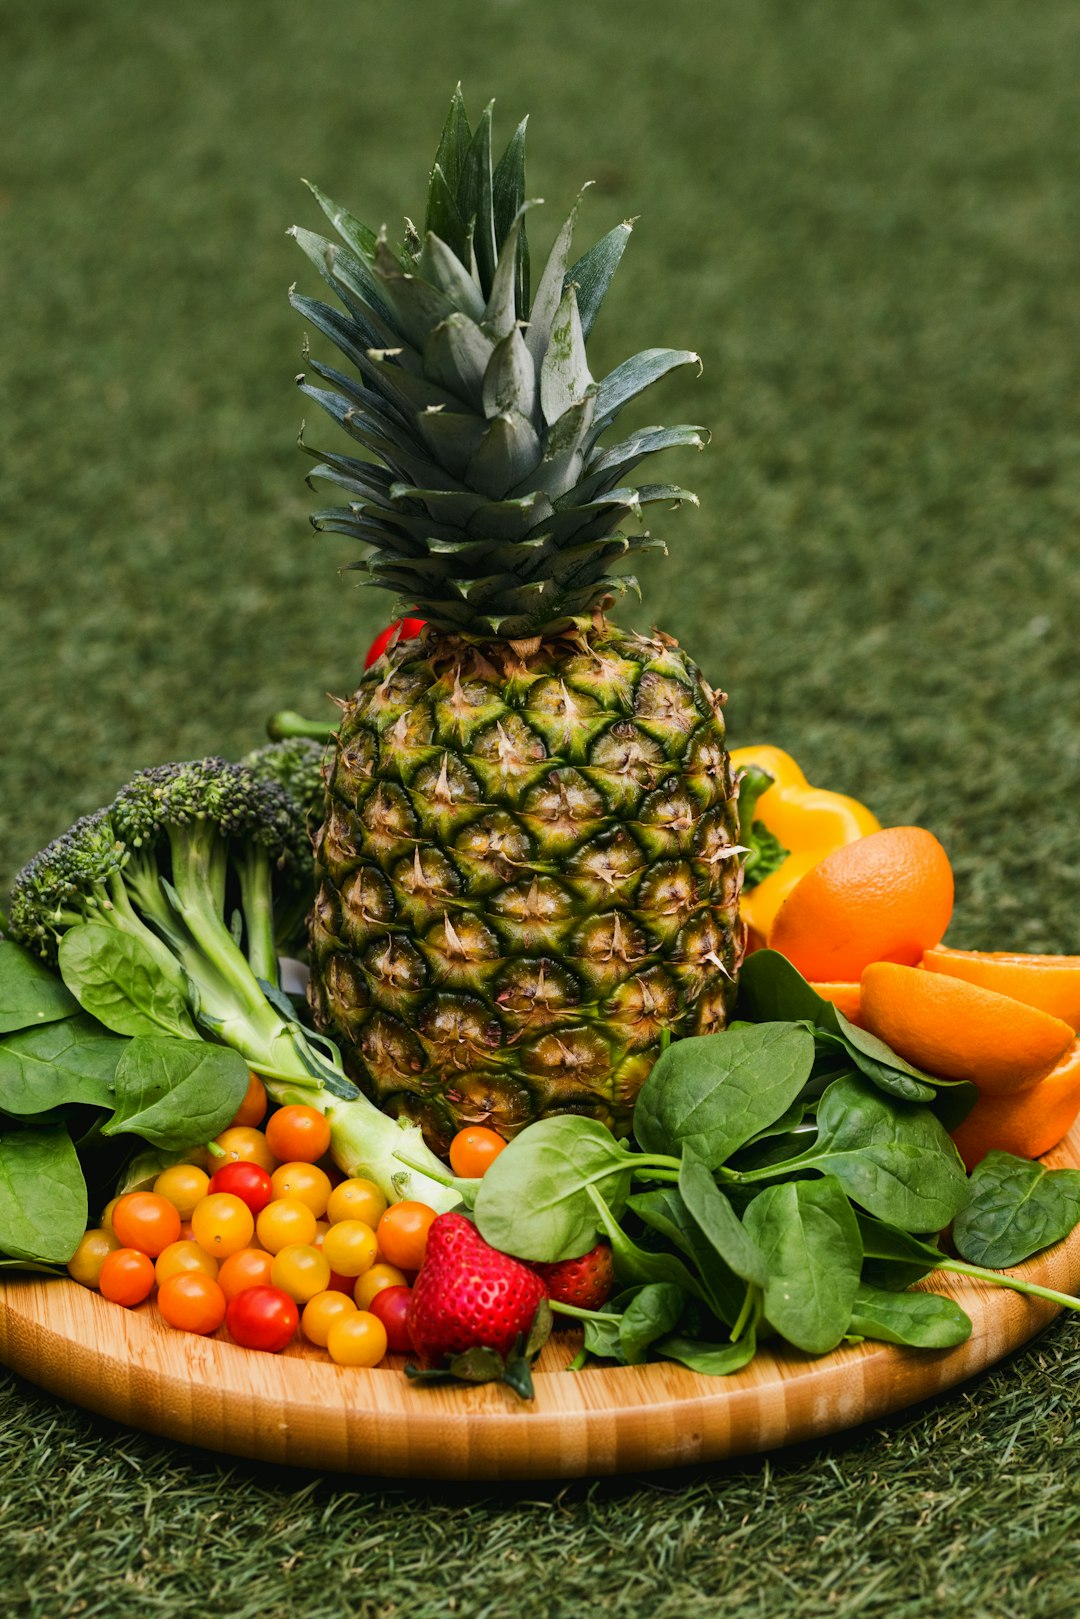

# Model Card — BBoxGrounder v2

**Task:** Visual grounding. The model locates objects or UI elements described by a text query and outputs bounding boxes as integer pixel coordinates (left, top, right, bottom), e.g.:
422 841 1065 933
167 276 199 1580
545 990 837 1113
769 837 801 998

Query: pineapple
295 92 745 1152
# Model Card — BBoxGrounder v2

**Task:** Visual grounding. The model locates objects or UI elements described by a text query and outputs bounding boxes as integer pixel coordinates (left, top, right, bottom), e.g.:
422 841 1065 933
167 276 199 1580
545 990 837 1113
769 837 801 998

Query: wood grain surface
2 1123 1079 1481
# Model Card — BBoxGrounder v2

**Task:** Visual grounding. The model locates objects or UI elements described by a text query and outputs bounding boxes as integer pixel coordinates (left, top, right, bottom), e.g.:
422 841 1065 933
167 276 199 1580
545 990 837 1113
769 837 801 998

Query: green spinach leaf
634 1021 814 1166
655 1313 759 1376
628 1184 744 1324
0 941 78 1034
952 1151 1080 1269
736 949 840 1028
747 1073 970 1232
849 1281 971 1348
677 1147 767 1288
619 1282 687 1364
102 1037 249 1152
0 1015 124 1116
0 1126 87 1263
743 1174 862 1355
586 1185 708 1300
59 923 198 1040
856 1214 945 1290
473 1116 637 1262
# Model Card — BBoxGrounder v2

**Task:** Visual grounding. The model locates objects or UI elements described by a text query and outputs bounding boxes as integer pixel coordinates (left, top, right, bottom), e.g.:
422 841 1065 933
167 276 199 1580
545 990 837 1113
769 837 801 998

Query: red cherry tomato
225 1285 299 1352
363 617 426 668
367 1285 414 1353
208 1160 274 1215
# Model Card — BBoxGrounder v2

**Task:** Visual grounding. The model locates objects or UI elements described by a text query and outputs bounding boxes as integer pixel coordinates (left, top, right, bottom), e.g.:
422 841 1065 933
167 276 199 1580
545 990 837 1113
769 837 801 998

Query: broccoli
7 757 458 1210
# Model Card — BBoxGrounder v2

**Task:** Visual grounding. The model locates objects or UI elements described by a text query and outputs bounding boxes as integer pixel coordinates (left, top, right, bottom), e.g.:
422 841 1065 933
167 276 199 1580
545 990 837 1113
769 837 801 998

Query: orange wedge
859 961 1075 1095
769 827 954 982
950 1040 1080 1170
809 982 863 1025
922 946 1080 1033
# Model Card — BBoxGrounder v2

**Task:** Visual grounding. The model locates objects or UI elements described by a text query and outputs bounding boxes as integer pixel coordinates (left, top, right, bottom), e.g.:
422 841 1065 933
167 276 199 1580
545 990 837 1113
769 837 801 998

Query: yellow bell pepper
730 745 880 941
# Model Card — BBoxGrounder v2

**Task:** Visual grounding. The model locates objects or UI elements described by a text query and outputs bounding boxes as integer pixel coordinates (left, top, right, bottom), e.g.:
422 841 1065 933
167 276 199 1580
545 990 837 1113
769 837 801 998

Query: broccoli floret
7 756 458 1210
240 738 328 952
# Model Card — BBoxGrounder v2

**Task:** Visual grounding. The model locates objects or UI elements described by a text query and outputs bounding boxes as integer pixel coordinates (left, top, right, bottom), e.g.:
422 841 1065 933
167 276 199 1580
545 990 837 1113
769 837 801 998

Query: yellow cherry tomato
66 1227 120 1288
155 1240 220 1287
191 1193 255 1258
256 1197 318 1255
320 1219 378 1278
212 1126 278 1174
326 1311 388 1368
100 1197 120 1231
353 1263 408 1310
270 1161 332 1218
301 1289 358 1348
326 1177 388 1229
153 1164 211 1220
270 1243 332 1305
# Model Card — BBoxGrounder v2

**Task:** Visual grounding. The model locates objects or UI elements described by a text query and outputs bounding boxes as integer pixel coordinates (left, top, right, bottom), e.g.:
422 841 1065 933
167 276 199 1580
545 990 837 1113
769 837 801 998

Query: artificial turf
2 0 1080 1613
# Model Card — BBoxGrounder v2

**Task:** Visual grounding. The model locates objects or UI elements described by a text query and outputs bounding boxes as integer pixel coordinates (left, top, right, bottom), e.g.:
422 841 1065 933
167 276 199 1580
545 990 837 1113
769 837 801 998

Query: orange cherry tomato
98 1248 155 1307
270 1161 332 1217
155 1240 219 1287
217 1247 275 1301
231 1071 268 1128
212 1126 278 1174
191 1193 255 1258
67 1227 120 1288
264 1105 331 1164
110 1192 182 1258
153 1164 211 1219
157 1272 228 1335
375 1202 437 1272
448 1126 508 1179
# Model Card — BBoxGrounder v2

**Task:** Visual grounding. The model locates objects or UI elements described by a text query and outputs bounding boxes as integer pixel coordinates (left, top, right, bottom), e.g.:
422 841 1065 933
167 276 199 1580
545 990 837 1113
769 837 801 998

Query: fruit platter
4 91 1080 1481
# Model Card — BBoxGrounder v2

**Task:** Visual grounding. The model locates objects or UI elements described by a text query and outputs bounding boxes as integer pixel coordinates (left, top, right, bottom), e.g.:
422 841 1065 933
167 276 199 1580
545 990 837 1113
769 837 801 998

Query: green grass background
2 0 1080 1613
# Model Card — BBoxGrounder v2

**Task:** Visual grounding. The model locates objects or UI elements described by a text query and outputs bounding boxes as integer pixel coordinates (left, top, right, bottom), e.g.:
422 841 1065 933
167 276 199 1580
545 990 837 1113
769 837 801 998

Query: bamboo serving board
2 1123 1079 1481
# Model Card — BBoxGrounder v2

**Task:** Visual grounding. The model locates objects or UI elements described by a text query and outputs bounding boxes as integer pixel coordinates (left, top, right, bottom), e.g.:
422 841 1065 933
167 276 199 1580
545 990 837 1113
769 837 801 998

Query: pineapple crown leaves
290 87 705 640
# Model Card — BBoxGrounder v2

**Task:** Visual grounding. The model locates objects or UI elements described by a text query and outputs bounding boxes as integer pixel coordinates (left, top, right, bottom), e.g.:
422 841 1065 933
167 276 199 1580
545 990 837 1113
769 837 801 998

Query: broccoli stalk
8 757 458 1211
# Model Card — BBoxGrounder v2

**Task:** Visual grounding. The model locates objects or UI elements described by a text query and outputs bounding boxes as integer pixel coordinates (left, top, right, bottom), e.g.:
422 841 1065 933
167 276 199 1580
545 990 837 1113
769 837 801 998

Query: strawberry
530 1242 614 1312
405 1214 551 1398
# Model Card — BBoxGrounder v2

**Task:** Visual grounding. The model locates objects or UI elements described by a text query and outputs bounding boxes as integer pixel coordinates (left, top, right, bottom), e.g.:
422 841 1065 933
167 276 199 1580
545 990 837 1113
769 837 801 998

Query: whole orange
768 826 954 983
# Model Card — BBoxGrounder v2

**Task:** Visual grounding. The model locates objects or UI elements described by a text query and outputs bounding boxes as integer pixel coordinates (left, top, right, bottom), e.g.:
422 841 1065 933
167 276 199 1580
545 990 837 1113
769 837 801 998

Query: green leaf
540 284 592 426
566 221 632 340
779 1073 971 1232
654 1326 759 1377
736 949 840 1029
634 1021 815 1167
0 941 79 1034
58 923 198 1040
0 1014 124 1115
473 1115 635 1262
856 1214 945 1292
586 1185 708 1302
459 103 496 295
628 1185 745 1324
592 348 700 434
743 1175 862 1355
849 1282 972 1348
952 1151 1080 1269
677 1147 768 1289
103 1037 249 1152
491 116 531 315
0 1127 87 1264
619 1282 687 1365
